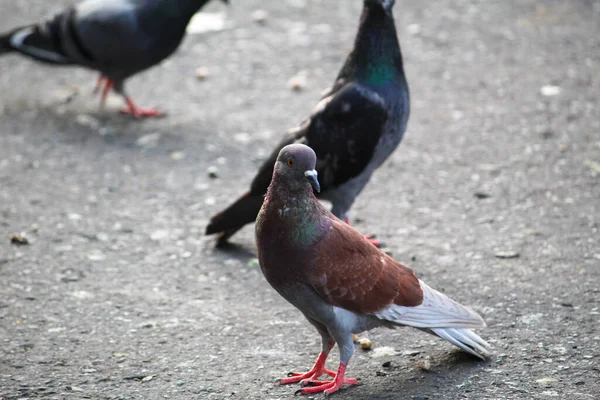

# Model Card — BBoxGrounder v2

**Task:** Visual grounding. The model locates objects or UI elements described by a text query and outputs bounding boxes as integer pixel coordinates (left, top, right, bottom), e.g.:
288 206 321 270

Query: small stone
150 230 169 241
358 338 372 350
207 166 219 179
416 358 431 371
536 377 557 386
186 12 226 35
540 85 561 96
195 67 210 80
68 213 82 221
136 133 161 148
87 251 106 261
288 72 307 91
474 192 491 199
247 258 260 268
494 251 520 259
10 233 29 246
352 334 358 343
141 375 154 383
381 361 392 368
371 346 397 358
170 151 186 160
95 232 109 242
376 370 387 376
251 9 269 24
406 23 421 36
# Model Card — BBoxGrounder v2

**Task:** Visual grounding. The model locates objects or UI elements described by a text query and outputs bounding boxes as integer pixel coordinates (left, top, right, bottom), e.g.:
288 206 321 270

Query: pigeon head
365 0 395 12
274 144 320 194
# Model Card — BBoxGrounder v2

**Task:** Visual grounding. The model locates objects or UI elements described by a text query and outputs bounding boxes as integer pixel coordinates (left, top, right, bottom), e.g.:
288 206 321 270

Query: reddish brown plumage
309 218 423 314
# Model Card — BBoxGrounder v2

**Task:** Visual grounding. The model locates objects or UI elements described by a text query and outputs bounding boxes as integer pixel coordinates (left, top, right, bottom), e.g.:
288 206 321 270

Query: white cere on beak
304 170 318 178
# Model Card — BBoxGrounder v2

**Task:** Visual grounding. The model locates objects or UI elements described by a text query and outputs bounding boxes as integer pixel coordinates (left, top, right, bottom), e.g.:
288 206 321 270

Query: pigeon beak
304 170 320 193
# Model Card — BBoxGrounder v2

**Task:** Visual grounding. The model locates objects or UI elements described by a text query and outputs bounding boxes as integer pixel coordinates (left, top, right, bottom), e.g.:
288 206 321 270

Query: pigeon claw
280 367 336 385
121 98 164 119
296 363 356 395
301 377 358 387
280 350 334 385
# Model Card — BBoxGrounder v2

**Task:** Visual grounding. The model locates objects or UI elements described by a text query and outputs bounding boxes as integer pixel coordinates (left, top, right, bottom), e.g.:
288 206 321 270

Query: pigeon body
255 144 490 395
206 0 409 244
0 0 223 117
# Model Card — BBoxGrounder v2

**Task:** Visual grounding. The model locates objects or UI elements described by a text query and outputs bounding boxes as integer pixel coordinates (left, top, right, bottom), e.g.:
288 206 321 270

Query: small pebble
536 377 557 385
252 9 269 24
416 359 431 371
474 192 491 199
171 151 186 161
540 85 561 96
494 251 520 259
352 334 358 343
195 67 210 80
358 338 372 350
288 73 307 92
10 233 29 246
207 166 219 179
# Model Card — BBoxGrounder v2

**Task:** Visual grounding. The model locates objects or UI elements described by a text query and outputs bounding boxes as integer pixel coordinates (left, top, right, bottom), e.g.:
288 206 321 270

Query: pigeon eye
287 159 295 167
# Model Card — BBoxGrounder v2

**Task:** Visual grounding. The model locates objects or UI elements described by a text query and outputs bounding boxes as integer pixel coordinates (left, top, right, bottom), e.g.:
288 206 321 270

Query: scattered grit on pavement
0 0 598 399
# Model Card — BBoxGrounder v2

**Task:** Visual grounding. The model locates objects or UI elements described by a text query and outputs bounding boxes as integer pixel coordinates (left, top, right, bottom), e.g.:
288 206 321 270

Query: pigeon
206 0 409 245
0 0 226 117
255 144 490 396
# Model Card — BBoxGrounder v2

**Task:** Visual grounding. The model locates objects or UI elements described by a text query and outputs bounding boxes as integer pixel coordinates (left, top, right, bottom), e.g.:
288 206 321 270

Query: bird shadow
208 239 257 262
346 350 491 400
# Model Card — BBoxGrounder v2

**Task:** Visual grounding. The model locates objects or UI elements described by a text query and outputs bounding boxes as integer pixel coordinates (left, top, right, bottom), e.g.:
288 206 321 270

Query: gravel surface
1 0 599 399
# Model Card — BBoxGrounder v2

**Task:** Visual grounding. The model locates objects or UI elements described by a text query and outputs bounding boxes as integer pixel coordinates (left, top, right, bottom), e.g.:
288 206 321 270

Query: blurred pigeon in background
206 0 410 246
0 0 227 117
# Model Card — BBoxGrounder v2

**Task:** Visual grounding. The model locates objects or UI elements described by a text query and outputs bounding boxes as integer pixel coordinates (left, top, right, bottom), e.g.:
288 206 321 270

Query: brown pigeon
255 144 490 395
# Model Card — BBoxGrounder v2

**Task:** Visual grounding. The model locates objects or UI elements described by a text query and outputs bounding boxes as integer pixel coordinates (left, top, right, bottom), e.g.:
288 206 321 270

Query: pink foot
121 97 164 118
297 363 357 395
344 219 381 248
280 351 334 385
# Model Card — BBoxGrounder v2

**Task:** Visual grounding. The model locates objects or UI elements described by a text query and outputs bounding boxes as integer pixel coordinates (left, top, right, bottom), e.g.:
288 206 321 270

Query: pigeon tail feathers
0 12 73 65
374 280 486 329
374 280 490 358
205 191 264 244
430 327 491 360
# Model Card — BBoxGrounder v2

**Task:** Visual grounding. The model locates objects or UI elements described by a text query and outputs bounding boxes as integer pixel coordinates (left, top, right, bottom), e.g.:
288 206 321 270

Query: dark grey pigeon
206 0 409 246
0 0 226 117
255 144 490 396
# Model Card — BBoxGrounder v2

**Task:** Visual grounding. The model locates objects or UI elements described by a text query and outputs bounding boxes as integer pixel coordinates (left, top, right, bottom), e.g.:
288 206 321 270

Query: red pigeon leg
93 74 106 93
120 97 164 118
99 78 114 109
280 350 336 385
298 362 357 395
344 219 381 247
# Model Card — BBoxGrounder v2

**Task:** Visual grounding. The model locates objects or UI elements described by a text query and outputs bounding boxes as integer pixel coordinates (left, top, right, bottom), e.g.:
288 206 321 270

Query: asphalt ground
0 0 599 399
